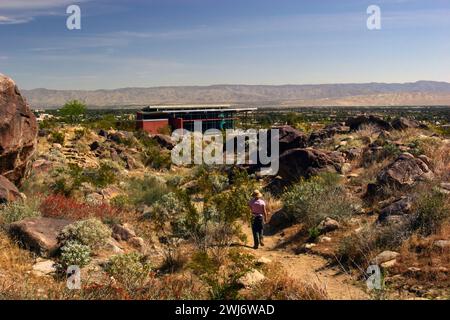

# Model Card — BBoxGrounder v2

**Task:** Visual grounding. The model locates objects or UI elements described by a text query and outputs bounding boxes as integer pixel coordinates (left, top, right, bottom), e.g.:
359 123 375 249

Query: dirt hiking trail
242 225 369 300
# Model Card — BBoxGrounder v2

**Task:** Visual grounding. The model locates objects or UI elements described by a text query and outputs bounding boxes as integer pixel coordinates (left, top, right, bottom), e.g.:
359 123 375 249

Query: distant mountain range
22 81 450 109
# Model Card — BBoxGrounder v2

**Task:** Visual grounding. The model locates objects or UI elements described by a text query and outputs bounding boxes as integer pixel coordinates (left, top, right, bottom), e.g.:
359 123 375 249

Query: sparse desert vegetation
1 74 449 300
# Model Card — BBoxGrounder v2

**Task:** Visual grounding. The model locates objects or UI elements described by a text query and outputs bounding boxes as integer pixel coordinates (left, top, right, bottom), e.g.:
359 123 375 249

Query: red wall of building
136 120 169 134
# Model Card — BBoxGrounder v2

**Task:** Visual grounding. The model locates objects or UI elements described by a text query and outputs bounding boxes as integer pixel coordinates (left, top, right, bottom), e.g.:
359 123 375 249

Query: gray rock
112 223 137 242
238 269 265 287
129 237 145 252
0 175 22 204
371 251 399 265
433 240 450 250
318 217 340 234
32 259 56 277
378 196 413 222
9 217 73 257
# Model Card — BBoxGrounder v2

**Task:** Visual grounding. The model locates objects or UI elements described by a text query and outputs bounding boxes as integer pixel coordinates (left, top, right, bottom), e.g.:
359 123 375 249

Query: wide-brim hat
252 190 263 198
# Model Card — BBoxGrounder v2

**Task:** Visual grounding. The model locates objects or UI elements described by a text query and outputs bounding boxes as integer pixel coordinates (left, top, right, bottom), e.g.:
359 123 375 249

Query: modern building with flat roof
136 105 257 134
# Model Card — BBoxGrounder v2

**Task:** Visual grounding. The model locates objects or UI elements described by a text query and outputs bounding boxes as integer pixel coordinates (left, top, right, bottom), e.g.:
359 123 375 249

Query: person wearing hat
248 190 268 249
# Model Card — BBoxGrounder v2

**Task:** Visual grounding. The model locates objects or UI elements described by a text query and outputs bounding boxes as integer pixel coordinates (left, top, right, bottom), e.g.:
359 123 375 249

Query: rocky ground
1 73 449 300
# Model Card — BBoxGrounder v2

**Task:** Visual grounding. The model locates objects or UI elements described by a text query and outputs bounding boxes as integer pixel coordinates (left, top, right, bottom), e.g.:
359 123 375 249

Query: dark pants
252 215 264 248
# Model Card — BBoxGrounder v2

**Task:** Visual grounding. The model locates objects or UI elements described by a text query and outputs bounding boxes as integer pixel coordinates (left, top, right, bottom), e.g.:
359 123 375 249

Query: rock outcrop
9 217 73 257
391 117 425 131
367 153 434 197
277 148 345 183
345 115 392 131
378 196 413 222
151 134 176 150
0 175 22 204
0 74 38 185
377 153 433 187
273 125 308 153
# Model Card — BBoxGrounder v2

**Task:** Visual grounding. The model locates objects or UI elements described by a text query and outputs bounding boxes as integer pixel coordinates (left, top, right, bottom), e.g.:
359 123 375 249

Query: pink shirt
249 198 266 216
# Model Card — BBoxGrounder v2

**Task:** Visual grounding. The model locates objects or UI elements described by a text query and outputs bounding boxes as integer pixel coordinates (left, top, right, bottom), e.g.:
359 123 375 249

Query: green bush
105 253 151 290
84 161 118 188
59 241 91 268
412 189 449 236
0 201 40 224
49 130 65 145
282 173 357 229
189 249 255 300
337 222 413 268
58 218 111 249
59 100 86 123
128 176 169 206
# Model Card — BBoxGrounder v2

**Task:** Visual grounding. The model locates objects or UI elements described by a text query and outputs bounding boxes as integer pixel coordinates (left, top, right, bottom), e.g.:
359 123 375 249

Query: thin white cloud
0 0 91 25
0 15 33 24
0 0 89 10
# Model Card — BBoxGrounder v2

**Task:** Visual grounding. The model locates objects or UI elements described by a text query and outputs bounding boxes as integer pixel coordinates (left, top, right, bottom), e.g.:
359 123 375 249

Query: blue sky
1 0 450 90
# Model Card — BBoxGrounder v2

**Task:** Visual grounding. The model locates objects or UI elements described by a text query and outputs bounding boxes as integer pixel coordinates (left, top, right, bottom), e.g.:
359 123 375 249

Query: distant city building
136 105 257 134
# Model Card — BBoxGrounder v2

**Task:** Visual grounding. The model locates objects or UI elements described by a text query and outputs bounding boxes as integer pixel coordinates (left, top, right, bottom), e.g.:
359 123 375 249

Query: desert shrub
40 194 119 220
412 190 449 236
355 123 379 139
74 128 89 140
189 249 255 300
159 242 187 274
105 253 151 290
59 241 91 269
128 176 169 206
337 222 413 268
308 227 321 242
144 146 172 170
83 162 118 188
198 173 229 194
0 201 40 224
169 191 201 238
150 192 183 231
110 195 131 210
382 143 401 158
58 218 111 249
282 173 358 229
49 130 65 145
166 175 185 188
51 162 119 195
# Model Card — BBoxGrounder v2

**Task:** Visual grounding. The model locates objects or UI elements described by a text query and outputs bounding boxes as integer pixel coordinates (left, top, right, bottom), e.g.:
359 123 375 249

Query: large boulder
277 148 345 183
9 217 73 257
272 125 308 153
345 115 392 131
375 153 434 190
0 175 22 204
378 196 413 222
391 117 426 131
151 134 176 150
267 209 296 233
0 74 38 185
317 217 340 234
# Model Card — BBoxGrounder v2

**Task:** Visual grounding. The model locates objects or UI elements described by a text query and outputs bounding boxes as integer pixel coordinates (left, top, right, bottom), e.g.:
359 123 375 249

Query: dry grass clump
354 124 380 140
388 223 450 294
244 263 329 300
0 232 67 299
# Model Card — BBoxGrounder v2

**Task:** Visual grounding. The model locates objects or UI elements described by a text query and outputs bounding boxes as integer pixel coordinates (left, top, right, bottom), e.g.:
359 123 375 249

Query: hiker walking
248 190 268 249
